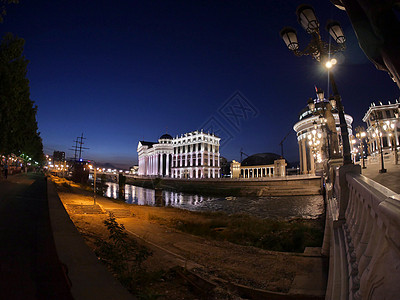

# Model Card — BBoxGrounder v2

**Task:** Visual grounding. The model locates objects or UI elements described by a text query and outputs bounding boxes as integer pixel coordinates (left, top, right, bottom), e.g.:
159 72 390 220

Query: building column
149 156 152 175
160 154 164 176
154 155 157 175
166 154 170 177
301 139 307 174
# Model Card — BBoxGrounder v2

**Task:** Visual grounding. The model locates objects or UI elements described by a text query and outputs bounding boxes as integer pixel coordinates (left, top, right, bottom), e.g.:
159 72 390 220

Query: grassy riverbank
148 211 324 253
53 175 327 297
54 175 324 253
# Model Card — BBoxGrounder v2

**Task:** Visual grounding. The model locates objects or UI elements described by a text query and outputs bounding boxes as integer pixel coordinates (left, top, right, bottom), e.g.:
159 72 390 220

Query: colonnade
140 152 171 176
240 166 274 178
172 167 219 179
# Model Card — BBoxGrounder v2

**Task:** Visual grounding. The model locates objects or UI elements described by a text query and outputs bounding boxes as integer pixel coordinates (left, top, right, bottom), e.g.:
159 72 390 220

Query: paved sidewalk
0 173 134 300
0 173 73 299
359 160 400 194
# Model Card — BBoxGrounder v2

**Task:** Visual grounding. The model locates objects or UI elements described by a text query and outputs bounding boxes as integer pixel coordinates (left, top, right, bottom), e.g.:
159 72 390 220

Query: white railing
324 166 400 300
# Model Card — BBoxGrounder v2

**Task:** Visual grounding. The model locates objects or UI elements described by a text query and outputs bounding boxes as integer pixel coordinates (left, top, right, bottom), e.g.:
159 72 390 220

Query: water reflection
105 182 324 219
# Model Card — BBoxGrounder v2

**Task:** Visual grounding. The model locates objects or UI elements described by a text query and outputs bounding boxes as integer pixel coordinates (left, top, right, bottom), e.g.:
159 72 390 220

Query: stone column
301 139 307 174
166 154 170 176
160 154 164 176
149 156 152 175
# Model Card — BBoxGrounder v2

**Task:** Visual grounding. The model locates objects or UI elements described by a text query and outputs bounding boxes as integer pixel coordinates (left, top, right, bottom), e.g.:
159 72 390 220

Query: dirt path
53 178 327 298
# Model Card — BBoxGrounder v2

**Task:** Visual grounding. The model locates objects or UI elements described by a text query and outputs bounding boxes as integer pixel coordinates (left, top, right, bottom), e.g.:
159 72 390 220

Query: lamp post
280 4 352 165
88 160 97 205
370 112 387 173
355 126 367 169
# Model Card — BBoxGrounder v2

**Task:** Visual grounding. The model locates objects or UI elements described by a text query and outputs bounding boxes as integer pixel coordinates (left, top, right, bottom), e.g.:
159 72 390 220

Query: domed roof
241 153 282 166
159 133 173 140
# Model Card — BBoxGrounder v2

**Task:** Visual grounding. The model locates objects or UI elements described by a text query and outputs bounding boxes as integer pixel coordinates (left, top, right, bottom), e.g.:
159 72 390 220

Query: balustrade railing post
336 164 361 220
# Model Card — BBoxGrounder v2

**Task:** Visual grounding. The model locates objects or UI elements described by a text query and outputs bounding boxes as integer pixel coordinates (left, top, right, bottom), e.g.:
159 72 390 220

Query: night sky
2 1 399 168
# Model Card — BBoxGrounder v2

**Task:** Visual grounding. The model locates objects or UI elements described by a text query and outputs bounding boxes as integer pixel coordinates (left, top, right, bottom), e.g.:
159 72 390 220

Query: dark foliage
0 33 44 162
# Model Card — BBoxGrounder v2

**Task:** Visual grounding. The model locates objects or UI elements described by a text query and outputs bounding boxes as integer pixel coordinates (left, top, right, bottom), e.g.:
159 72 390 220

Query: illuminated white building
137 130 221 178
293 89 353 174
362 101 400 157
137 134 174 177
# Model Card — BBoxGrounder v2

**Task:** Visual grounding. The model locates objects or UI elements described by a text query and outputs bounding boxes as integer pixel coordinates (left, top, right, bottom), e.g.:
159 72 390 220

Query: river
104 182 324 219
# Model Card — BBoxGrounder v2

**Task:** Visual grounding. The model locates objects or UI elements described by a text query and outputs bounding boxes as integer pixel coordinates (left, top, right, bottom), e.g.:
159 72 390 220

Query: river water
104 182 324 219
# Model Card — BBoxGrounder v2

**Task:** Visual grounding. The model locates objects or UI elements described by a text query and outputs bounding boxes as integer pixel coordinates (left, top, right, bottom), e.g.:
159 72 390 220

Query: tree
0 33 44 163
0 0 18 23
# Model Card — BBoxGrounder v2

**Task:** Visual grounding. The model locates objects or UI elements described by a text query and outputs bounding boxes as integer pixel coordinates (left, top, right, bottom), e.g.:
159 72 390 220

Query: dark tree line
0 33 44 163
0 0 18 23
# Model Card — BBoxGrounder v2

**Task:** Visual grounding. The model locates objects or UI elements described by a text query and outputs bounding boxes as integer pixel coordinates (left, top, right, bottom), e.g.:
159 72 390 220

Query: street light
370 112 387 173
280 4 352 165
355 126 367 169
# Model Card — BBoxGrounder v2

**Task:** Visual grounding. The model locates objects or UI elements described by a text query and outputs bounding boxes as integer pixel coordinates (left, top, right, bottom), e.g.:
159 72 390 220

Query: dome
159 133 173 140
241 153 282 166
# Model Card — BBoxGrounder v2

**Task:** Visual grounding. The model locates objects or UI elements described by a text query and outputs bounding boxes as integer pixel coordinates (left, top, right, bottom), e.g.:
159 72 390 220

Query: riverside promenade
359 159 400 194
0 172 133 300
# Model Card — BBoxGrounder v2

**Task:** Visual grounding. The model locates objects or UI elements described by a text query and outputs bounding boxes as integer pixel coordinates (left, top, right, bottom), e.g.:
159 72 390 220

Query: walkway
359 160 400 193
0 173 73 299
0 173 133 300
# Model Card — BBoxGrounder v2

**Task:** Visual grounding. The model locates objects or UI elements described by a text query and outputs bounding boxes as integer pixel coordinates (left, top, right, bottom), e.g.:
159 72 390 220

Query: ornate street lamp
355 126 367 169
280 4 352 165
370 112 387 173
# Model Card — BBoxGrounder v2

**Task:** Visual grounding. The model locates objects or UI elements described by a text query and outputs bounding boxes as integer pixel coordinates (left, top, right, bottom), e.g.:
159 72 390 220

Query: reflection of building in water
293 88 353 175
131 186 155 206
137 130 221 178
230 153 287 178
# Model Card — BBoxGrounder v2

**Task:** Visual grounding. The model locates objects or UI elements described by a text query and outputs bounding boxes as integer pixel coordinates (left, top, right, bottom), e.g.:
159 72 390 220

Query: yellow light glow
325 61 332 68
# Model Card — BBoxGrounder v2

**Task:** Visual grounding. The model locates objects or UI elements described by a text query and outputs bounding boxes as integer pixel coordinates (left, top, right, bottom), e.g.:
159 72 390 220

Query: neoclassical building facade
137 131 221 178
362 101 400 157
137 134 174 177
293 89 353 175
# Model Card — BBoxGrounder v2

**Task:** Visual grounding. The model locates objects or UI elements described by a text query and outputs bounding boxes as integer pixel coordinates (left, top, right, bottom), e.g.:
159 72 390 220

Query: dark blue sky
2 1 399 168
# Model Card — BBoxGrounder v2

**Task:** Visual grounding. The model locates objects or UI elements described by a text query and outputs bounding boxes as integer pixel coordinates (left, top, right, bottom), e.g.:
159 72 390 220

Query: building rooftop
159 133 173 140
241 153 282 166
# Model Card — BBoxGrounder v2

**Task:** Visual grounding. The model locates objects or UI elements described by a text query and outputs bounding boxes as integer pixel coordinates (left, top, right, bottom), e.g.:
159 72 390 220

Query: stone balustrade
324 165 400 300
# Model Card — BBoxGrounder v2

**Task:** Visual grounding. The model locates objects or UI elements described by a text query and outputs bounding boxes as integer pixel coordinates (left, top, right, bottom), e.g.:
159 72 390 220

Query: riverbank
52 176 327 299
126 175 322 197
